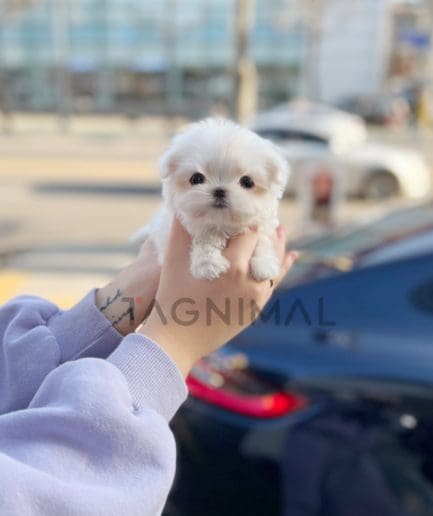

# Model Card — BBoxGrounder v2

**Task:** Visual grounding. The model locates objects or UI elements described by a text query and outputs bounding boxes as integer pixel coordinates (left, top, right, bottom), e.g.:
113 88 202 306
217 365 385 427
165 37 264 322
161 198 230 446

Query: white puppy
132 118 289 281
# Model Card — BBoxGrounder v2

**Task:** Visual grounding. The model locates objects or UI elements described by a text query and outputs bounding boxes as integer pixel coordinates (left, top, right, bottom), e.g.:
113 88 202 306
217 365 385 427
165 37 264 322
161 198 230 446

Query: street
0 114 430 307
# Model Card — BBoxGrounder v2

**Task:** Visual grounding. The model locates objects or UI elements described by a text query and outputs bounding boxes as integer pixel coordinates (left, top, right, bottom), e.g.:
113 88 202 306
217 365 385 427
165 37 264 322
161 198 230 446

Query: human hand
140 218 298 376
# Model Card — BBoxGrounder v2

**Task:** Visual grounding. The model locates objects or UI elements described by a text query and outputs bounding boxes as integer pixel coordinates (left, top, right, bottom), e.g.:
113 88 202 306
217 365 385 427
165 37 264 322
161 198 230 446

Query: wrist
139 314 198 377
96 260 157 336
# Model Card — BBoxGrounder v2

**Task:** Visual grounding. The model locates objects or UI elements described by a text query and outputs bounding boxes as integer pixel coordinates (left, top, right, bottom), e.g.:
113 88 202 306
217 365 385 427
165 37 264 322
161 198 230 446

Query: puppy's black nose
213 188 226 199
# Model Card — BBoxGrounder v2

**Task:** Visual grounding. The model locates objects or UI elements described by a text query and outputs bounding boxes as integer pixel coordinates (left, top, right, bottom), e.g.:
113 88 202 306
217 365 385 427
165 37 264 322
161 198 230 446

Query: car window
359 230 433 268
298 203 433 259
282 202 433 287
255 129 329 145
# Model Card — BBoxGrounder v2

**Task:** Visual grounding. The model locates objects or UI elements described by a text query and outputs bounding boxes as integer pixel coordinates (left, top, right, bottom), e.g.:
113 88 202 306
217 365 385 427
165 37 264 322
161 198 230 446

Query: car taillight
186 355 307 419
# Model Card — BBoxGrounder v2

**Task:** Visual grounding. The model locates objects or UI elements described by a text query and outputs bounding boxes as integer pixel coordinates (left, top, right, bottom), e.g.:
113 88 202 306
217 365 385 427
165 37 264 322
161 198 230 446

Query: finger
274 226 287 264
223 228 260 266
275 250 299 286
138 236 157 259
164 216 192 265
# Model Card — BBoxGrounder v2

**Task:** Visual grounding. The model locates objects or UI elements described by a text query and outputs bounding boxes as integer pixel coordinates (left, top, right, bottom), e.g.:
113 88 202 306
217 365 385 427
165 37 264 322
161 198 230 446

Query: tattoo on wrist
100 292 135 328
99 289 122 311
111 300 135 326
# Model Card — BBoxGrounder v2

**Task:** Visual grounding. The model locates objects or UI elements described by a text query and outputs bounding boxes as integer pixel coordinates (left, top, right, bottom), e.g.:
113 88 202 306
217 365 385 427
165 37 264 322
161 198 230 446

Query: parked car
252 101 431 199
165 204 433 516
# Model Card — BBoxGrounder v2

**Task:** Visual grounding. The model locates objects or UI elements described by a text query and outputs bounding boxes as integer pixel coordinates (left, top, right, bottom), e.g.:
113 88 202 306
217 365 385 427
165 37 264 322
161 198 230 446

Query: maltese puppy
132 118 289 281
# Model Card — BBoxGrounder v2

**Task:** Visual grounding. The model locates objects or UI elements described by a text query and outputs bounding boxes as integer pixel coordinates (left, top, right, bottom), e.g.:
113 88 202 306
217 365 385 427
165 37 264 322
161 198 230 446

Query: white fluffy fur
132 118 290 280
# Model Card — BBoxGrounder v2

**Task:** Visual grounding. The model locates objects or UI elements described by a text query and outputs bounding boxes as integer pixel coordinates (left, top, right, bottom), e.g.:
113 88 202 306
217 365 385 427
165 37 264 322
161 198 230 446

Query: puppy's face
160 119 289 229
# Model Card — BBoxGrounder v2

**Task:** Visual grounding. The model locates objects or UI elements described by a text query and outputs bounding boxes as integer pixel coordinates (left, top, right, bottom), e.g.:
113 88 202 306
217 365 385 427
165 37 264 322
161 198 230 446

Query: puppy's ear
265 144 290 199
159 147 180 180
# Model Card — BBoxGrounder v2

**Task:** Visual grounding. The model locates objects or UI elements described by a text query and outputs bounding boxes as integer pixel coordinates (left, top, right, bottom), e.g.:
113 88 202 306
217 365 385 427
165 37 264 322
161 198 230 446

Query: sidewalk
0 113 194 185
1 113 189 137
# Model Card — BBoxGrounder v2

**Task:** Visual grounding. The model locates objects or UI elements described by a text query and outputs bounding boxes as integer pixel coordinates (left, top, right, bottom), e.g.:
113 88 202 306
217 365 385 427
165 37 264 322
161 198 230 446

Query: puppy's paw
250 254 280 282
191 254 230 280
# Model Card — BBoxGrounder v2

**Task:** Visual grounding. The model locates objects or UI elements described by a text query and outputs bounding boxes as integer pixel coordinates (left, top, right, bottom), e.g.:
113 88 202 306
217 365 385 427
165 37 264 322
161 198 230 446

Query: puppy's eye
190 172 205 185
239 175 254 189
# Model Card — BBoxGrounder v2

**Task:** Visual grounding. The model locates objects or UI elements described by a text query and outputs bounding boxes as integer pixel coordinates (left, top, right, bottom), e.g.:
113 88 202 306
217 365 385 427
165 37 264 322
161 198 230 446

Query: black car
166 204 433 516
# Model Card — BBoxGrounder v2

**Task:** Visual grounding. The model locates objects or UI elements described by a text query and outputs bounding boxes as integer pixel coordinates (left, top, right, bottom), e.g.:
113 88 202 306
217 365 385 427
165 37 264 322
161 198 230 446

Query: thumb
275 251 299 285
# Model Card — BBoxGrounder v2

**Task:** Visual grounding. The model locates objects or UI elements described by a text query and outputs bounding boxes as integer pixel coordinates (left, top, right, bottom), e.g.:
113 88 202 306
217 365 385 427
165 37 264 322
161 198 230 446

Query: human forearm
0 238 160 414
0 291 121 414
95 240 160 336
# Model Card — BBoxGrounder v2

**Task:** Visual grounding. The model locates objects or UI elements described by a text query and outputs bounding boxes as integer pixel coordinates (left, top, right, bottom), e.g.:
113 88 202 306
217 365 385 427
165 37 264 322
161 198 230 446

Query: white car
253 101 432 199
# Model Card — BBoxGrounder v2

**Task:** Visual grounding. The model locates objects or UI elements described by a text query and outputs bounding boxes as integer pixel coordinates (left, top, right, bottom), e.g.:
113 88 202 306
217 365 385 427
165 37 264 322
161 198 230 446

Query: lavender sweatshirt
0 290 188 516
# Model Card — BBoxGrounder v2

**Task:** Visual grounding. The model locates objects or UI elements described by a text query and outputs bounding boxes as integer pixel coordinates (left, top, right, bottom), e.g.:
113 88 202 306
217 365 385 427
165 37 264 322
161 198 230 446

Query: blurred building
0 0 303 116
317 0 393 104
0 0 428 118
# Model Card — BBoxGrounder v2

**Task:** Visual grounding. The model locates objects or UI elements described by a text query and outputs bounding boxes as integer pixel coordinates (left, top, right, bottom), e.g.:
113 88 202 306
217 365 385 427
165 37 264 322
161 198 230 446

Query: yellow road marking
0 269 110 309
54 296 79 310
0 270 29 304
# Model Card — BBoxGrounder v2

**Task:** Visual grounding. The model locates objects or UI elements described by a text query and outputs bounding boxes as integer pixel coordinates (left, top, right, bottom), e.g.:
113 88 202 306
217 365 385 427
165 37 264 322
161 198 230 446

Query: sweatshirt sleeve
0 290 122 414
0 333 188 516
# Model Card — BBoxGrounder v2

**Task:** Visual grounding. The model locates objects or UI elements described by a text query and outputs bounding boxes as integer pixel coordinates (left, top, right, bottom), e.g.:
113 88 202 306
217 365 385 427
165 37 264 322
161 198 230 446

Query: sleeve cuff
108 333 188 421
48 290 123 362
